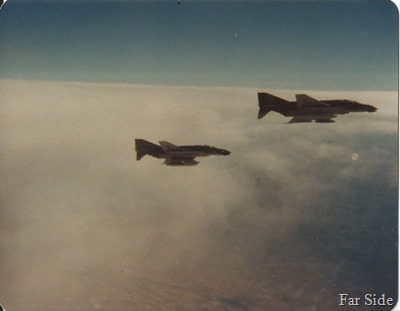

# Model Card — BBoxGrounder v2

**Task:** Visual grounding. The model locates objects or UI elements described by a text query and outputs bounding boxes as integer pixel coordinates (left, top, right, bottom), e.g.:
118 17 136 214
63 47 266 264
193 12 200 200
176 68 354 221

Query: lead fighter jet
257 93 377 123
135 139 230 166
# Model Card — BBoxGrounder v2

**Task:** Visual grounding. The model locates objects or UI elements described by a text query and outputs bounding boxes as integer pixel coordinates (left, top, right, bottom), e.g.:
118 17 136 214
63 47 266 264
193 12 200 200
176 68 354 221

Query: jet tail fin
135 139 163 160
257 93 289 119
137 150 146 161
257 107 272 119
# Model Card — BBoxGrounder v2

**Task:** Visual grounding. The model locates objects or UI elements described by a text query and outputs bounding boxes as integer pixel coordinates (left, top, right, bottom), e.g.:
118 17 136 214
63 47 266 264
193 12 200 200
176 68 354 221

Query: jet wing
164 157 199 166
288 114 336 123
287 116 314 123
296 94 329 108
159 141 181 151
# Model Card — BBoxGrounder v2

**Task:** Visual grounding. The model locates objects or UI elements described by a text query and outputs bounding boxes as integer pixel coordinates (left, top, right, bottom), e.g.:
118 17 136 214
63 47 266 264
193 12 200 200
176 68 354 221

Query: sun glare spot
351 153 359 161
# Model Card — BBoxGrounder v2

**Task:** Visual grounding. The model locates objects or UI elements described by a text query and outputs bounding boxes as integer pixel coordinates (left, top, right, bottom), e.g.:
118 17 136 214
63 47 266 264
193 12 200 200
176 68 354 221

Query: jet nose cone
369 106 377 112
222 149 231 155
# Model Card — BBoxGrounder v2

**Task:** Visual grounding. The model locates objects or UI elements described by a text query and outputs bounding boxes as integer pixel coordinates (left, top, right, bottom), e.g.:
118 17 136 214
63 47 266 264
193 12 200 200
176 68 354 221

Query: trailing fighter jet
135 139 230 166
257 93 377 123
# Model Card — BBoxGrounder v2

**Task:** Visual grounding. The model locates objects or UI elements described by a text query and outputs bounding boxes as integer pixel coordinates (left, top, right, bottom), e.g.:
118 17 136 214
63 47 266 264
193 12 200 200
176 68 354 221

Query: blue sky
0 0 398 90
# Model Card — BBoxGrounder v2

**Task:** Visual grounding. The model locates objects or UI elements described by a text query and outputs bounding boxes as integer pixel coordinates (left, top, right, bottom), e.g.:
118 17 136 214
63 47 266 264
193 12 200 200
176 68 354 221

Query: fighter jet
257 93 377 123
135 139 230 166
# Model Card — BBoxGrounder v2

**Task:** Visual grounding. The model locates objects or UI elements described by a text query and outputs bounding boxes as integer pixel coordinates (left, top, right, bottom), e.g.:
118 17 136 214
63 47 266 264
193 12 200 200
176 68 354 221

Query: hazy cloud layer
0 80 397 310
